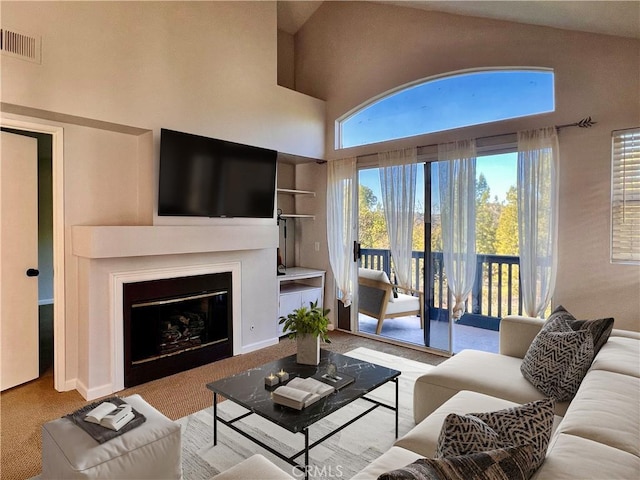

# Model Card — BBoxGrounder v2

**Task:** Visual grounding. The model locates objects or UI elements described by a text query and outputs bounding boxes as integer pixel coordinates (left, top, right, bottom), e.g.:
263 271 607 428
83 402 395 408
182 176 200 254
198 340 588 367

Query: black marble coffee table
206 349 400 479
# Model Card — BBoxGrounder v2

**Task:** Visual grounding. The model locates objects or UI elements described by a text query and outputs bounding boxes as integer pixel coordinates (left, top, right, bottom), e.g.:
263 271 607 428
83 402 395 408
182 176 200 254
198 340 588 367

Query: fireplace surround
71 224 279 400
109 262 244 395
123 272 232 387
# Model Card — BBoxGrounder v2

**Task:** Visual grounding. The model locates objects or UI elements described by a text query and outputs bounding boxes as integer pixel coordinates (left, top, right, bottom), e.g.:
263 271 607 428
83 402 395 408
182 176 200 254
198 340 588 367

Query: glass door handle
353 241 361 262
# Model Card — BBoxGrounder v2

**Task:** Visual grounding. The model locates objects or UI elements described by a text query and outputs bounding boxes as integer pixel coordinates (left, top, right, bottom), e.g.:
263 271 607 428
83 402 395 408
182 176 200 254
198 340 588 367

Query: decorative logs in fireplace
123 272 233 387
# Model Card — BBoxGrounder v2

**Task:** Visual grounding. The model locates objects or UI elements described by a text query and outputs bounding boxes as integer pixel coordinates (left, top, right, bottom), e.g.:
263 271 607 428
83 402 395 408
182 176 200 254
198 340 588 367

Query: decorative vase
296 333 320 365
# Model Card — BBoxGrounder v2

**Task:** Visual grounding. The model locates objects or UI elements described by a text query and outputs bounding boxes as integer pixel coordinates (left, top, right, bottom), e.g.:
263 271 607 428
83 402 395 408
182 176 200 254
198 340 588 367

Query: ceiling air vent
1 28 41 64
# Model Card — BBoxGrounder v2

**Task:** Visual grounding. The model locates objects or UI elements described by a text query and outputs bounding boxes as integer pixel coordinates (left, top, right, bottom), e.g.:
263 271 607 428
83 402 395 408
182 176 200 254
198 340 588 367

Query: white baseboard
76 378 115 401
61 378 77 392
38 298 54 306
241 337 279 355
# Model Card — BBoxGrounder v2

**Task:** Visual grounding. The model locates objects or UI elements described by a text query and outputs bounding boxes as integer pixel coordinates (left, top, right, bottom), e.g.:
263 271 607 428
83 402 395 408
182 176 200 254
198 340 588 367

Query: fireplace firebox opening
123 272 232 387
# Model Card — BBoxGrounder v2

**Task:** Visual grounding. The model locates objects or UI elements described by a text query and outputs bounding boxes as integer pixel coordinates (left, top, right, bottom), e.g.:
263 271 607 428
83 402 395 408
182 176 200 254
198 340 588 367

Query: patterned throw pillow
472 398 554 473
521 328 594 401
436 399 554 475
377 445 534 480
436 413 504 457
543 305 614 356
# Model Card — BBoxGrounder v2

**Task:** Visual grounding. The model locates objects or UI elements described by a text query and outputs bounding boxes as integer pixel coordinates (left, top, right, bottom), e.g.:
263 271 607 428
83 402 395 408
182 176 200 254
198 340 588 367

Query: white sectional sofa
354 315 640 479
214 315 640 479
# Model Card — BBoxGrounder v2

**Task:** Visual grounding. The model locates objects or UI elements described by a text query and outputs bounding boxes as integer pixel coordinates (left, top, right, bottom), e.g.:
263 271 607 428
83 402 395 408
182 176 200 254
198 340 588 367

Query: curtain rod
354 116 597 162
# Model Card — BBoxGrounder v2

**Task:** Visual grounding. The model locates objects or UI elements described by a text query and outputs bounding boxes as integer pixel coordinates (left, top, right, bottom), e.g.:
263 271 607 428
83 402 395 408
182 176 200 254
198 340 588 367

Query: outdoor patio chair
358 268 424 335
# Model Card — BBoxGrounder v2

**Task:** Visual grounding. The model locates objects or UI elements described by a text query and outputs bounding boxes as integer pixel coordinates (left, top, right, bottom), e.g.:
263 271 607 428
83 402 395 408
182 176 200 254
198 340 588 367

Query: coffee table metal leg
304 428 309 480
213 392 218 446
395 378 399 438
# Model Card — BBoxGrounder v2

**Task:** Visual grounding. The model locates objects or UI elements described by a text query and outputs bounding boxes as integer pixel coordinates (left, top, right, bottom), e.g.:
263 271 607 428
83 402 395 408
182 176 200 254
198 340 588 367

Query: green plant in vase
279 301 331 365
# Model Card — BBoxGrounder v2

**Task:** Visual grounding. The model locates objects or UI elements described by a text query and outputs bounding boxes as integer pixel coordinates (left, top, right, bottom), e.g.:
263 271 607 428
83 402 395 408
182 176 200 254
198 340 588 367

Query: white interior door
1 131 39 390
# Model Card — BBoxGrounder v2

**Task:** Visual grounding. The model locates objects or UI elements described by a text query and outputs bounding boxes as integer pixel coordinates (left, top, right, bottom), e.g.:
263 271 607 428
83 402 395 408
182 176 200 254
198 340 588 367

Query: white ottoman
41 394 182 479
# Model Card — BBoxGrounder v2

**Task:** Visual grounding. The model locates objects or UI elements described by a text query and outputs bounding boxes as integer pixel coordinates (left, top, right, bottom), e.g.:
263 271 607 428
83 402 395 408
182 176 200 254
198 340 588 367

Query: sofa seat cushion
385 293 420 315
553 369 640 456
413 350 569 423
350 446 422 480
398 390 562 458
211 454 294 480
589 336 640 378
532 433 640 480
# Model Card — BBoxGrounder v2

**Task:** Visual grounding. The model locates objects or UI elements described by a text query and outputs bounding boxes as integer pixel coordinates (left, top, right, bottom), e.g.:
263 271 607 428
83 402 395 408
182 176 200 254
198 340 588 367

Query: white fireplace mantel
71 224 280 400
72 225 278 258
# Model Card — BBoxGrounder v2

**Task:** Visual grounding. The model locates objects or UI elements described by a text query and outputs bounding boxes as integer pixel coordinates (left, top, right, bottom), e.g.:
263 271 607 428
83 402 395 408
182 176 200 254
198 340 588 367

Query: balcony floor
357 313 499 354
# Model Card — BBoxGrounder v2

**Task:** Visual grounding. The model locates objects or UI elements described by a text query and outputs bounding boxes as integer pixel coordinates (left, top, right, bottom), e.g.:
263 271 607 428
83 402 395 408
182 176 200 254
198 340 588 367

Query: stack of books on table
272 377 335 410
84 402 135 431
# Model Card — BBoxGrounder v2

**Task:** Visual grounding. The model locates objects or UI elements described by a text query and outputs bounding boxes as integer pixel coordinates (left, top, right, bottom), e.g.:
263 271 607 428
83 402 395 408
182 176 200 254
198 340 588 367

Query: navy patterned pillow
472 399 554 473
436 413 504 457
543 305 614 355
521 328 594 401
377 445 535 480
436 399 554 475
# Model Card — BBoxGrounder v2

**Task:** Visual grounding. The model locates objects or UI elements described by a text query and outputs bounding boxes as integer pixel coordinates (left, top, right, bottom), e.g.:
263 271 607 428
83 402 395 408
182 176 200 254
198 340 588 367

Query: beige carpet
0 331 445 479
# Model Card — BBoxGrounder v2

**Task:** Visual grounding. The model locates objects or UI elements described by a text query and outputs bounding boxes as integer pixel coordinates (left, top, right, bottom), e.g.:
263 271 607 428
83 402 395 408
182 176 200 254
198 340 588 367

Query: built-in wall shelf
279 213 315 219
277 188 315 197
277 267 325 337
276 187 316 220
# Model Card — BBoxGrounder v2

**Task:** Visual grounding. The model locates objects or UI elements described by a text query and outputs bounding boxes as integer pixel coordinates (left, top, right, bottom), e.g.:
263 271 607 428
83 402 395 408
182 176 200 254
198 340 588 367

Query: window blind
611 127 640 264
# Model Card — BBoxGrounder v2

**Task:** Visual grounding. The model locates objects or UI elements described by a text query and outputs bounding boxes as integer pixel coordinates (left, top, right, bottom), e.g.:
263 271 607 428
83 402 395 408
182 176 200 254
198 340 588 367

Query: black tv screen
158 129 277 218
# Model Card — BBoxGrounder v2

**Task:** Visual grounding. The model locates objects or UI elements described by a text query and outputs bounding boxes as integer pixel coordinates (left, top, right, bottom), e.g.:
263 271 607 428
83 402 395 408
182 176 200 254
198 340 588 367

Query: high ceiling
277 1 640 39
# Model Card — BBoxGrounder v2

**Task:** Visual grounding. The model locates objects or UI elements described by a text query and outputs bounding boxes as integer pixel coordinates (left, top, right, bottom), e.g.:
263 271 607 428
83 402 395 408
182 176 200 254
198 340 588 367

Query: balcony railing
360 248 522 330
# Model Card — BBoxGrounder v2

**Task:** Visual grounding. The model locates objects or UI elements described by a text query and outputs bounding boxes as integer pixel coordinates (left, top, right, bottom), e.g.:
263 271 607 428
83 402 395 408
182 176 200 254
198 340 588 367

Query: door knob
26 268 39 277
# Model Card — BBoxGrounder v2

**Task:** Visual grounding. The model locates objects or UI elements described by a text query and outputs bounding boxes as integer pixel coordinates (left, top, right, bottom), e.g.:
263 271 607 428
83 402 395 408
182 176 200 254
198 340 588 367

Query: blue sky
353 69 551 212
342 69 554 148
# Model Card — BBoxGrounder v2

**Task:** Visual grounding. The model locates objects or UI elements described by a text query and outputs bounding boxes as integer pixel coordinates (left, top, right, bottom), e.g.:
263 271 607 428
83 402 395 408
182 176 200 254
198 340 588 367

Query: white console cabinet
277 267 325 337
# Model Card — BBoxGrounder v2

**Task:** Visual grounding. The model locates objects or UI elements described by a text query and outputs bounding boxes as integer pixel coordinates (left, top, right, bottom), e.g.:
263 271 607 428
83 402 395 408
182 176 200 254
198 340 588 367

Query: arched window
338 68 555 148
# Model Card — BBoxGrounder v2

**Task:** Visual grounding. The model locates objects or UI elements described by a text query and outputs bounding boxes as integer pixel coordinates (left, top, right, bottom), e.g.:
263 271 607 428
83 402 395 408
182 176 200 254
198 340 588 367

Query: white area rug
176 347 433 479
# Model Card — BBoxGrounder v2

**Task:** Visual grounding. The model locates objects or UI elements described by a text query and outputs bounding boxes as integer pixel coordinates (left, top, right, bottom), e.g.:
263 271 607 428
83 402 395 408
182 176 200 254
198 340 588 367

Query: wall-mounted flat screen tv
158 128 277 218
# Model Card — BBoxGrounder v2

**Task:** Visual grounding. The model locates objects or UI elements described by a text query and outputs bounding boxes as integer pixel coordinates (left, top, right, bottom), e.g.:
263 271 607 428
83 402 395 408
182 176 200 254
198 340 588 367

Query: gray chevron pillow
521 327 594 401
544 305 614 356
472 398 554 473
436 398 554 475
377 445 535 480
436 413 504 457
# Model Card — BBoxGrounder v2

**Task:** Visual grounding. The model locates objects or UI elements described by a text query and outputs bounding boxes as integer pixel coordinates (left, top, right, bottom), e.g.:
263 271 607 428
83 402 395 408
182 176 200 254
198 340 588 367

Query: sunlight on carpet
176 347 433 479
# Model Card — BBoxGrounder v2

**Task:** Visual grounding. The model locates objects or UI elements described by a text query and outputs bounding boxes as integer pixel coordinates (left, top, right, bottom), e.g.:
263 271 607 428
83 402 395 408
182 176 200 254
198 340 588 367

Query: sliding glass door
355 152 519 354
356 164 448 350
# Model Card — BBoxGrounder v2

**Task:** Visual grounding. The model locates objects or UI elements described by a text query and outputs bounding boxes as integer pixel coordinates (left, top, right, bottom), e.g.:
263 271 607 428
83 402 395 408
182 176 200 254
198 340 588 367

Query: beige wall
278 29 296 90
294 2 640 330
1 1 324 156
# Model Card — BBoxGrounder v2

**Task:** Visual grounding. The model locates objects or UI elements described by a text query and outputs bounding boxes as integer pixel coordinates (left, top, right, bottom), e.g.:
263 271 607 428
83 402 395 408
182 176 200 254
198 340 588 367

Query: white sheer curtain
438 140 477 320
326 157 358 306
517 127 559 317
378 147 418 289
